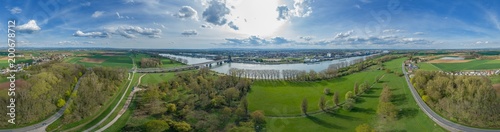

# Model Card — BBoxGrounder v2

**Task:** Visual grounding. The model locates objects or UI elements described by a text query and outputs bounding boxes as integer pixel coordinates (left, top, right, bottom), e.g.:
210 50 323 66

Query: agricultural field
248 58 444 131
64 53 134 69
416 63 441 71
430 59 500 71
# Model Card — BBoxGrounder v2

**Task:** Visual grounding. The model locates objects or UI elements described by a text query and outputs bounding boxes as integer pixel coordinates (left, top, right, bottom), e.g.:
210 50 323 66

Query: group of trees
411 71 500 128
62 67 127 123
0 61 86 127
140 58 163 68
164 56 189 64
377 84 398 121
126 68 263 131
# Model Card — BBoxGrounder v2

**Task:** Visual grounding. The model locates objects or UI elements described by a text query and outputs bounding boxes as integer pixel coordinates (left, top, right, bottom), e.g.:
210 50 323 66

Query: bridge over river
133 59 229 73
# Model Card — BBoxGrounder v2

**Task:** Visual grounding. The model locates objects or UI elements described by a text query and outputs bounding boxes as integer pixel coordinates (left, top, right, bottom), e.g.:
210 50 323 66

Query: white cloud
275 0 312 21
116 12 133 19
73 30 110 38
174 6 198 20
382 29 404 34
334 30 354 39
58 41 96 45
10 7 22 14
220 36 294 46
228 21 239 30
15 20 41 33
291 0 313 17
414 32 424 35
109 26 162 38
92 11 104 18
181 30 198 36
202 0 230 25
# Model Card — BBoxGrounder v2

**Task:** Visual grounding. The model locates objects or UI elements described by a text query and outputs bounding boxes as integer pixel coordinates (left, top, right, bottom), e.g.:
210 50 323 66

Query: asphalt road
402 63 500 132
0 73 87 132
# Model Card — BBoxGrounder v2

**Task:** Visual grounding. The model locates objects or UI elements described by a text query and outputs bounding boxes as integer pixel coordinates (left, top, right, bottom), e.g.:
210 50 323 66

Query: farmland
430 59 500 71
247 58 444 131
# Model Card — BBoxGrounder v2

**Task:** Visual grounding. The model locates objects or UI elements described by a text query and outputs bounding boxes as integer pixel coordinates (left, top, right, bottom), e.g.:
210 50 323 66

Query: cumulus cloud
220 36 294 46
334 30 354 39
15 20 41 33
291 0 313 17
299 36 314 41
201 24 212 28
228 21 239 30
414 32 424 35
174 6 198 20
202 0 230 25
10 7 22 14
73 30 110 38
109 26 162 38
92 11 104 18
276 0 312 20
316 35 433 46
181 30 198 36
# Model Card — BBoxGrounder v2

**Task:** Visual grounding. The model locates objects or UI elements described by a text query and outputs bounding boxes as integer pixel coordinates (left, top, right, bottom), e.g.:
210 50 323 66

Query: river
159 53 374 75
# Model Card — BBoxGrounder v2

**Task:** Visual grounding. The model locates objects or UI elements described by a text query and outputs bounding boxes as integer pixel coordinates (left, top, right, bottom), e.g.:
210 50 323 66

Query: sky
1 0 500 49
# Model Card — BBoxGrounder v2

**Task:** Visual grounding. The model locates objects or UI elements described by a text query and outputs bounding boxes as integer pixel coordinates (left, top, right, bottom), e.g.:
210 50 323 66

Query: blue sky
1 0 500 49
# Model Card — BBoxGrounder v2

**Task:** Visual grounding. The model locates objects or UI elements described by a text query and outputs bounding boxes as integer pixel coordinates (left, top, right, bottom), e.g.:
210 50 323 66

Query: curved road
0 73 87 132
402 63 500 132
94 74 145 132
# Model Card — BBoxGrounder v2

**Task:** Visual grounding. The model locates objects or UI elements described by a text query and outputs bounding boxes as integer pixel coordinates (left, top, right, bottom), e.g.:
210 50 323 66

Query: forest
411 71 500 128
0 61 86 127
125 68 260 131
140 58 163 68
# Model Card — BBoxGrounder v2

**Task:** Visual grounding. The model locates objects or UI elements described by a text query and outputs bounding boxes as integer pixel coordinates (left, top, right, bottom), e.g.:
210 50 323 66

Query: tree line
140 58 163 68
411 71 500 128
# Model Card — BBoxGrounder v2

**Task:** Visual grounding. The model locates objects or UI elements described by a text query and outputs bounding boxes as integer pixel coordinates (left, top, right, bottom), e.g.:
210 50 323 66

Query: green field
140 73 176 86
417 63 441 71
64 55 133 69
491 75 500 84
250 58 444 131
430 59 500 71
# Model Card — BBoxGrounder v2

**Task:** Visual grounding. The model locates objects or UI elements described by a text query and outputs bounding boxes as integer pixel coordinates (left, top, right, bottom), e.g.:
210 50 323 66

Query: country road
94 74 145 132
402 63 500 132
0 73 87 132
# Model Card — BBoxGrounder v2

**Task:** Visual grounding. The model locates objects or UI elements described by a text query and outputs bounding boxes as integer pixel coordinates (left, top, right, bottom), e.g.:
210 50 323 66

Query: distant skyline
1 0 500 49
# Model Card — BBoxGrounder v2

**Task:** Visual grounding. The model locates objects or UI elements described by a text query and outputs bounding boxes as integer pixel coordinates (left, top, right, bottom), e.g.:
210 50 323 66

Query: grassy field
247 70 384 116
430 59 500 71
253 58 444 131
491 75 500 84
417 63 441 71
140 73 176 86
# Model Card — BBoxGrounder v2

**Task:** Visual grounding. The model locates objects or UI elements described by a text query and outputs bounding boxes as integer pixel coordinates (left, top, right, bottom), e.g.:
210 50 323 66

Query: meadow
249 58 444 131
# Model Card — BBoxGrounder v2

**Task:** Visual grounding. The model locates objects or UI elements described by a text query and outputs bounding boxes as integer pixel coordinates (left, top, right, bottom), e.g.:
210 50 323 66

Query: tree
57 99 66 108
145 120 170 132
354 82 359 95
333 92 339 106
345 91 354 100
377 102 397 121
355 123 375 132
380 85 392 103
301 98 308 116
343 98 355 111
166 103 177 113
319 96 326 111
250 110 266 125
323 88 331 95
173 121 192 132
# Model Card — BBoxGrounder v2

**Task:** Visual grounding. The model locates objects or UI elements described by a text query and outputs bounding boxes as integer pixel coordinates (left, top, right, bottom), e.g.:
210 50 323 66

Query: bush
343 98 355 111
323 88 331 95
